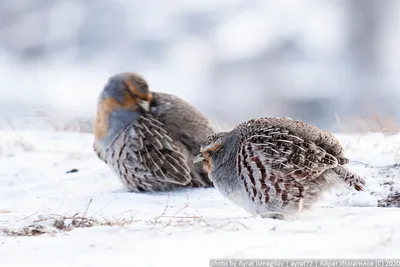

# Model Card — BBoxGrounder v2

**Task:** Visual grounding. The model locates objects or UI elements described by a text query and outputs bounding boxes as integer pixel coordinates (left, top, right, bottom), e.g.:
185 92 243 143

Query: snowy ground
1 128 400 267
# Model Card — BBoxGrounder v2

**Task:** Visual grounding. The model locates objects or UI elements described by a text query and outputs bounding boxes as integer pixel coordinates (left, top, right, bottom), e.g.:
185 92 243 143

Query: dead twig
77 198 92 227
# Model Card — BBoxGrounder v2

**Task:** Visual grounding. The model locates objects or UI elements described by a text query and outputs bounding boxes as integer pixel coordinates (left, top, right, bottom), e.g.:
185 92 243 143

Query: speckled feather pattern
200 117 366 216
97 114 190 191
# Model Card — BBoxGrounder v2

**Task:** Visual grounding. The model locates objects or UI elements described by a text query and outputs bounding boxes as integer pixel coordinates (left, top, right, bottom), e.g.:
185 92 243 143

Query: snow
1 129 400 266
348 192 378 207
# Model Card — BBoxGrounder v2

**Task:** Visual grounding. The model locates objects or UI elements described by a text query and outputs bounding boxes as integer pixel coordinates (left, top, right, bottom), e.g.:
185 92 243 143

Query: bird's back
236 117 348 164
236 117 365 190
149 92 216 187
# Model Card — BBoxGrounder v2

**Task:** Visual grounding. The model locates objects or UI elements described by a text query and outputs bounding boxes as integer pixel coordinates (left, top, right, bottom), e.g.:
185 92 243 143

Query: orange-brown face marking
124 79 152 102
201 143 222 153
93 93 143 140
200 143 222 173
201 151 213 173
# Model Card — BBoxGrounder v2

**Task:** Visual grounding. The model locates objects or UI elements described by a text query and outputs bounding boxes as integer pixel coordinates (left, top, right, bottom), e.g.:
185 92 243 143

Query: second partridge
194 117 365 219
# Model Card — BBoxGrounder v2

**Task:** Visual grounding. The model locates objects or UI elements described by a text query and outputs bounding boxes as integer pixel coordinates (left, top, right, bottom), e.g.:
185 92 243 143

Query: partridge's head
94 72 153 145
99 72 153 112
194 132 228 173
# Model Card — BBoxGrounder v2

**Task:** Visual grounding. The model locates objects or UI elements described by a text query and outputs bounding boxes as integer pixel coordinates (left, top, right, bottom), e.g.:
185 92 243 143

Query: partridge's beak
193 153 205 164
139 100 150 112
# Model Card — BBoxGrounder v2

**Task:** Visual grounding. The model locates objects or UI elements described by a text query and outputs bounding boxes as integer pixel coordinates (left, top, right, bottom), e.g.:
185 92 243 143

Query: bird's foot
298 197 304 212
259 212 286 220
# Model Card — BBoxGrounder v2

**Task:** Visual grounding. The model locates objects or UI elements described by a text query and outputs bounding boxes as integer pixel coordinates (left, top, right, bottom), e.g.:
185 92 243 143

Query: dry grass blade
4 117 35 151
0 209 11 214
1 199 136 237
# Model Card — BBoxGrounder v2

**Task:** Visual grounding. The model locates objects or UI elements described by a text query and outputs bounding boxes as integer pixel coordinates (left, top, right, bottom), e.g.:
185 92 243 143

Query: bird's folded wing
251 117 348 164
130 114 191 185
237 123 340 182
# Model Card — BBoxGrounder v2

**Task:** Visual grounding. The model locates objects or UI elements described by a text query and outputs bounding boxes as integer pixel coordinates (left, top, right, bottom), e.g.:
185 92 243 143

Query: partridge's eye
126 88 137 98
209 146 223 156
150 98 157 107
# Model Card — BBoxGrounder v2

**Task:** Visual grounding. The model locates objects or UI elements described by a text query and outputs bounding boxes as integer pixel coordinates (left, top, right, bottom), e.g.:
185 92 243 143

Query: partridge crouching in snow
93 72 216 192
194 117 365 219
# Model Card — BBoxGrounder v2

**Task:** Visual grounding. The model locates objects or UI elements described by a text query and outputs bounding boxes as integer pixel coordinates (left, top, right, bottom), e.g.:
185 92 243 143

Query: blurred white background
0 0 399 132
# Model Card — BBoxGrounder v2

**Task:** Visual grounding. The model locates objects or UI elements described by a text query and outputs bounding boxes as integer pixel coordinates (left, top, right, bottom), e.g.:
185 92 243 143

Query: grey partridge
93 72 215 192
194 117 365 219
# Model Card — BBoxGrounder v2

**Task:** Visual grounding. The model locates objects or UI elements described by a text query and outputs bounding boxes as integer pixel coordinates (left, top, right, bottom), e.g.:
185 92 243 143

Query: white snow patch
349 192 378 207
1 130 400 266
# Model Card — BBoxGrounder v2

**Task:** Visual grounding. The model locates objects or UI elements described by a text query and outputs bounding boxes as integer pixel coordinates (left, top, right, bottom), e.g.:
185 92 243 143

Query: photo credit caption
209 260 400 267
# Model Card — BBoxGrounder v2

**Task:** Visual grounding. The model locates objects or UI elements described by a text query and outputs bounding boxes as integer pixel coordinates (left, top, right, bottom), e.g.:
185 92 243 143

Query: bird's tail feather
332 165 365 191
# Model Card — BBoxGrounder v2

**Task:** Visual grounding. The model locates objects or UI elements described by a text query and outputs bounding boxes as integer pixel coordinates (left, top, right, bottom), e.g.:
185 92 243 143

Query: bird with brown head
94 72 216 192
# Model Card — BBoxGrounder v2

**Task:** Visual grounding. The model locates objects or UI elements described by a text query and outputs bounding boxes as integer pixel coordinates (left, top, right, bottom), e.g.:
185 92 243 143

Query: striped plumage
194 117 366 219
94 72 215 192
